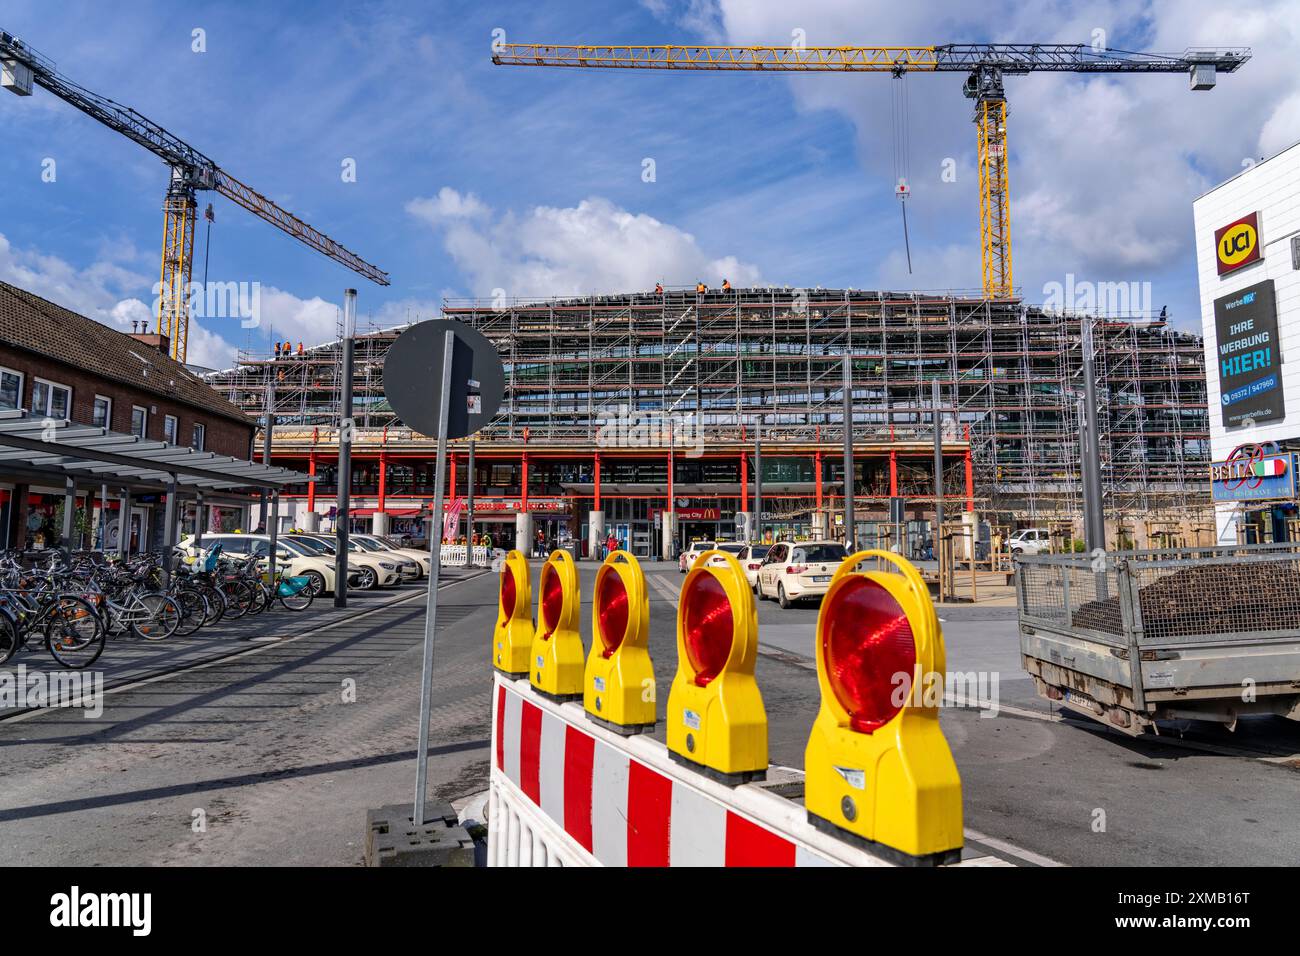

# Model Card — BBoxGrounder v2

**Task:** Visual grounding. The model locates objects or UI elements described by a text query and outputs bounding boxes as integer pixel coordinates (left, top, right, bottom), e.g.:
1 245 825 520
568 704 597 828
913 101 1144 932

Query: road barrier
488 548 966 867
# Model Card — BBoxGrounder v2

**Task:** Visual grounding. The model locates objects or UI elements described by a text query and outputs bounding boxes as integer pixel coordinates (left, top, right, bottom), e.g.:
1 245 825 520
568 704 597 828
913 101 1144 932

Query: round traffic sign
383 320 504 440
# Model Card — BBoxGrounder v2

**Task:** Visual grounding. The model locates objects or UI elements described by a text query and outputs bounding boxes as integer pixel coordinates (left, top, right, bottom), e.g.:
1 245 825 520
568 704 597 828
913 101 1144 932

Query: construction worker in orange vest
654 282 664 295
722 278 732 291
696 281 707 294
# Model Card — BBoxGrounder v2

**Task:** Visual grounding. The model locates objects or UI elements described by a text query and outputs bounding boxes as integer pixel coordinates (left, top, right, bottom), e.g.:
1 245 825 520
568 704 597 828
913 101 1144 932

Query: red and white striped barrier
488 674 995 867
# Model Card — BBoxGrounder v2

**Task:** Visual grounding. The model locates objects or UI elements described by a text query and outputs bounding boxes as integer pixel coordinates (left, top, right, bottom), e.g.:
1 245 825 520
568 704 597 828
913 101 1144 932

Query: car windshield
795 544 848 563
718 543 746 554
286 536 327 555
275 539 312 557
376 536 406 549
303 537 338 554
352 537 386 552
691 541 716 552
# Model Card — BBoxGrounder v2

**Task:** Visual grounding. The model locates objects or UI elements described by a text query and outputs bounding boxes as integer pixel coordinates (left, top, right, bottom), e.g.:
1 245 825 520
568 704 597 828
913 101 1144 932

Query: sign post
383 320 504 827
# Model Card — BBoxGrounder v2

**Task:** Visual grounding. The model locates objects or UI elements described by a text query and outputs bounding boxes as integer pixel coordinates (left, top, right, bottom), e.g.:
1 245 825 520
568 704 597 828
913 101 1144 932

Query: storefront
1210 445 1300 543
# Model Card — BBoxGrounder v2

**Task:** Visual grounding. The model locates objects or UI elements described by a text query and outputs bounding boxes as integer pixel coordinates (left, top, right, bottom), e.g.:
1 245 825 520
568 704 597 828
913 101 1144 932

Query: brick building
0 280 256 549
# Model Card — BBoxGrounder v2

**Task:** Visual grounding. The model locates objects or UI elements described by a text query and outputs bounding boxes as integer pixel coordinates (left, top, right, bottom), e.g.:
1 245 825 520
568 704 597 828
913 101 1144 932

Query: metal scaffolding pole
1081 318 1106 551
335 289 357 608
842 354 855 549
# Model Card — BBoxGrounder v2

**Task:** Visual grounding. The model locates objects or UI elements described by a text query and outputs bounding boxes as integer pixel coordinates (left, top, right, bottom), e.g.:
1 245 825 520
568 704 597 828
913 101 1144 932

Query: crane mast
493 42 1249 298
1 30 389 363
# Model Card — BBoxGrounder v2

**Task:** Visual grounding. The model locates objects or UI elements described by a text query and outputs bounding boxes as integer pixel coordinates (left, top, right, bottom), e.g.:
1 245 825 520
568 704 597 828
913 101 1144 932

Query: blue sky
1 0 1296 367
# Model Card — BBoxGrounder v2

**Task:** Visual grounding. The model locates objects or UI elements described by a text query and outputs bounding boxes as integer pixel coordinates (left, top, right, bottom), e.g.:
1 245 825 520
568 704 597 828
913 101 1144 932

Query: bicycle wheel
278 584 314 612
245 583 271 616
0 610 19 665
44 595 106 669
220 580 253 620
200 584 226 626
130 593 182 641
172 589 206 638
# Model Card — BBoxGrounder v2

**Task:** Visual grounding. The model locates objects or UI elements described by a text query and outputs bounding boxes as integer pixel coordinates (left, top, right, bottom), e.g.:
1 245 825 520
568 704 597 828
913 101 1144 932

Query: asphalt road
0 559 1295 866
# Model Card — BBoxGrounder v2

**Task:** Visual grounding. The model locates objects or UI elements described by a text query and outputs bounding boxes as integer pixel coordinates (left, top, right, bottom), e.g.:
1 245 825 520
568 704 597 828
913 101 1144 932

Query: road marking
0 574 484 726
963 827 1065 867
647 574 681 604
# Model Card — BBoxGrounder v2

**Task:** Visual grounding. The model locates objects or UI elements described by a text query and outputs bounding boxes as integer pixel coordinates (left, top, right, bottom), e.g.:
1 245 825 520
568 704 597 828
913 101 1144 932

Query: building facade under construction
207 288 1214 557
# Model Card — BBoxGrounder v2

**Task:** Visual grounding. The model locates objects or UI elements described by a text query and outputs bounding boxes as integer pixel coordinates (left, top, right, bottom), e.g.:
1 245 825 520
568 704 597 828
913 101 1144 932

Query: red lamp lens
822 576 917 734
499 568 516 620
540 564 563 636
683 573 733 687
596 569 629 658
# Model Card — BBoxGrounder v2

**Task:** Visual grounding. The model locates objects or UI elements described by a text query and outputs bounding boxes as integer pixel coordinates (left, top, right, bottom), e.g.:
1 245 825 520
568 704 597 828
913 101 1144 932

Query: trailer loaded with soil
1015 544 1300 735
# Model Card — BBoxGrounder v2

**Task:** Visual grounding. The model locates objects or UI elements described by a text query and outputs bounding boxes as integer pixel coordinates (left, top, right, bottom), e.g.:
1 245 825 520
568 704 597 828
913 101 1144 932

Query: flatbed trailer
1015 544 1300 735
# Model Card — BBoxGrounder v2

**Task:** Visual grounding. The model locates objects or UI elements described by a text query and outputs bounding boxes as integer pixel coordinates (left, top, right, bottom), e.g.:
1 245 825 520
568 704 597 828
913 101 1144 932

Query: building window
32 378 72 420
131 405 148 438
92 395 112 429
191 422 205 451
0 368 21 411
164 414 178 445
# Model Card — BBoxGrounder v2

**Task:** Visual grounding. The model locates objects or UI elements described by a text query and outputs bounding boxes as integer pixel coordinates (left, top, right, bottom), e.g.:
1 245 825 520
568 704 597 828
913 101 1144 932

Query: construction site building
206 288 1215 557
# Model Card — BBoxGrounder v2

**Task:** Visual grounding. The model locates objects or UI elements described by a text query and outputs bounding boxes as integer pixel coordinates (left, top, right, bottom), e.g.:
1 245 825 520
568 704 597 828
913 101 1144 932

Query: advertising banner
1214 279 1283 428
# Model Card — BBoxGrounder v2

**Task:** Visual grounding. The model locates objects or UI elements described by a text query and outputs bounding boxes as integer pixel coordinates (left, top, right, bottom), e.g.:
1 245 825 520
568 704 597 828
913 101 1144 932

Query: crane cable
891 71 913 274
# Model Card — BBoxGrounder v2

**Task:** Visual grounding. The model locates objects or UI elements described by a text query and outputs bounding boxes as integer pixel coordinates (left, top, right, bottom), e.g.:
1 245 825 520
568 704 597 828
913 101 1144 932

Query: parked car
756 541 849 609
348 535 423 580
178 533 361 596
703 542 769 588
678 540 717 573
285 534 409 589
1007 528 1052 556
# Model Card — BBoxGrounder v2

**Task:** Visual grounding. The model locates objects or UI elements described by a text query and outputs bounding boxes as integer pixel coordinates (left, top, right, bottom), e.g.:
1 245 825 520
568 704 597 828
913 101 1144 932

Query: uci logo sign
1215 212 1262 275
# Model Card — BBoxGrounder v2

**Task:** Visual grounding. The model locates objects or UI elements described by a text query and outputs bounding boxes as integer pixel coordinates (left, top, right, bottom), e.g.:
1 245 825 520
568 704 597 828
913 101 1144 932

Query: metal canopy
0 409 308 491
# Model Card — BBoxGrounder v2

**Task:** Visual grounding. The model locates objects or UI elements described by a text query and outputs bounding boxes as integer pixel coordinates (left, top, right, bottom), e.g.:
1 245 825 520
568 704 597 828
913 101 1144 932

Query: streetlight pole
1080 317 1106 551
842 354 855 550
334 289 357 608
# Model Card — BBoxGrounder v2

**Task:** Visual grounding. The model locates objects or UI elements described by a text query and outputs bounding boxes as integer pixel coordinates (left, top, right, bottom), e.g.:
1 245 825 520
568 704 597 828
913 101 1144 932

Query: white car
755 541 850 609
703 542 769 588
678 540 717 573
1007 528 1052 556
286 534 408 589
354 534 430 578
179 533 361 596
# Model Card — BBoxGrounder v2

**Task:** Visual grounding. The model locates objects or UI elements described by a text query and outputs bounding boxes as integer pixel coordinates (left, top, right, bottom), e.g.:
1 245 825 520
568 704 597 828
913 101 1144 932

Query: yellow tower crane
1 30 388 363
492 42 1249 299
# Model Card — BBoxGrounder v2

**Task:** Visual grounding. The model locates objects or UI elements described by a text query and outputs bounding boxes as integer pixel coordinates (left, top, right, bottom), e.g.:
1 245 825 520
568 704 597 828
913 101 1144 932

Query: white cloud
407 189 762 297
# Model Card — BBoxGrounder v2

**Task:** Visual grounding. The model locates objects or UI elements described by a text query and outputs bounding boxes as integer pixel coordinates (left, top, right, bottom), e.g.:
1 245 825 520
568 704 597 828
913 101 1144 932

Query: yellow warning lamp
804 551 963 865
584 550 655 735
530 549 585 701
666 549 767 785
493 550 533 678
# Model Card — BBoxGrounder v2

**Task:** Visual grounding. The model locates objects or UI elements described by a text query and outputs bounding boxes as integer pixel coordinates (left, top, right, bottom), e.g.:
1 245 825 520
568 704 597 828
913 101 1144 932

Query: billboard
1214 279 1283 428
1214 211 1262 276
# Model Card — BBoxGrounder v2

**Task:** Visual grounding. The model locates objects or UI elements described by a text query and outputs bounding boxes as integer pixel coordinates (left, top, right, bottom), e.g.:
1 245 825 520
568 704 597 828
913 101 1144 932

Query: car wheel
302 570 326 596
357 567 378 590
778 583 792 609
1011 547 1023 555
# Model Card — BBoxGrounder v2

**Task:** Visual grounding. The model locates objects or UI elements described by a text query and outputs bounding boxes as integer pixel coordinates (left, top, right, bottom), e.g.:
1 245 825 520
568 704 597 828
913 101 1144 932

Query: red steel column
814 451 823 511
521 453 529 511
889 450 898 498
377 453 387 514
594 452 602 509
740 450 748 507
307 452 317 511
450 452 458 501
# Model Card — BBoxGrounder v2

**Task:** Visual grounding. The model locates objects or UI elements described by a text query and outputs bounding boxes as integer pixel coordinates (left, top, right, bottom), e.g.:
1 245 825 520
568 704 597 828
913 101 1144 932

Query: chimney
128 321 171 355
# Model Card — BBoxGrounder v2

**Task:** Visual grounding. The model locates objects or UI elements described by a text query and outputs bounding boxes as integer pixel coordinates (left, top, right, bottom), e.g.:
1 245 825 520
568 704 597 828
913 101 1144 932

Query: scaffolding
206 288 1212 524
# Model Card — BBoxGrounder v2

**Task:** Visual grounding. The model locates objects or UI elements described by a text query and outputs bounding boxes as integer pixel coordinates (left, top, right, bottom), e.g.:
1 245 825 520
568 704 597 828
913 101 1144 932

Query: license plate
812 575 831 583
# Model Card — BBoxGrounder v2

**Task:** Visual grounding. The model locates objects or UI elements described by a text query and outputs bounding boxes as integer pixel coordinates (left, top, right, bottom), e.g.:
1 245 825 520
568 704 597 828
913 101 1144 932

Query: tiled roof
0 281 252 426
